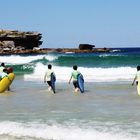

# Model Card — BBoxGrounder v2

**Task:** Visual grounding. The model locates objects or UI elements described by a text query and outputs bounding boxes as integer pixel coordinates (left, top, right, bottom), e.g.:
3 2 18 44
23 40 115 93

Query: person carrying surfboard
69 65 81 93
0 68 14 92
132 65 140 86
44 64 56 93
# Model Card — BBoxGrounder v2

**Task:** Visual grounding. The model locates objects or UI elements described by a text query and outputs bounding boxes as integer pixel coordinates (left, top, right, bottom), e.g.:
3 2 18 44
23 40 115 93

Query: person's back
0 69 8 80
44 64 55 93
72 70 80 81
44 65 54 82
69 65 80 92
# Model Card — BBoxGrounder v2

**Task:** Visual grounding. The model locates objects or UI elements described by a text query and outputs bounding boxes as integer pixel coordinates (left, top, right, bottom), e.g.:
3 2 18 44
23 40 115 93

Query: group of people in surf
44 64 82 93
44 64 140 94
0 62 140 94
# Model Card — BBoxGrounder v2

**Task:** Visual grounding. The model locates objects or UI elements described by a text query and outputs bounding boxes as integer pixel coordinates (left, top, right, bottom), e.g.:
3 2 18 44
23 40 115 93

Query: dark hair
73 65 78 70
137 65 140 71
1 63 5 67
3 68 7 73
48 64 52 69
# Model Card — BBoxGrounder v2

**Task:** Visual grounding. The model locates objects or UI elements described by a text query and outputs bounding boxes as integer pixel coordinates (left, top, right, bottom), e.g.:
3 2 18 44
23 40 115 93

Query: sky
0 0 140 48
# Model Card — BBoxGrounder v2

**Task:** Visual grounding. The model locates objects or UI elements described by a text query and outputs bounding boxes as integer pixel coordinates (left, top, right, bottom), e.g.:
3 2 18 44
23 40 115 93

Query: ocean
0 47 140 140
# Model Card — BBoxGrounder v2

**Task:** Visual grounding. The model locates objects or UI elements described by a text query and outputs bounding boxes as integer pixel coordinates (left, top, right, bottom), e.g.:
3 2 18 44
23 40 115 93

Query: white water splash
0 54 58 64
0 121 138 140
24 63 136 82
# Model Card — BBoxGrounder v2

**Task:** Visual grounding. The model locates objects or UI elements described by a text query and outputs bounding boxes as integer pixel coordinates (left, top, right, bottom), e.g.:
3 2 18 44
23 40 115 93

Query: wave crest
0 54 58 65
0 121 137 140
24 63 136 82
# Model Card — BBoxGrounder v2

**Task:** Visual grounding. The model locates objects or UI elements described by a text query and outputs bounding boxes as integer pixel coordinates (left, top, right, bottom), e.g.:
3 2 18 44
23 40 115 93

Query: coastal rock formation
42 47 111 53
0 29 111 54
0 30 42 54
79 44 95 50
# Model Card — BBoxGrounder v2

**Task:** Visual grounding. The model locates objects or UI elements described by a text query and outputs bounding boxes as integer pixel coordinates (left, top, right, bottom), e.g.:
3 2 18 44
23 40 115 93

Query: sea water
0 48 140 139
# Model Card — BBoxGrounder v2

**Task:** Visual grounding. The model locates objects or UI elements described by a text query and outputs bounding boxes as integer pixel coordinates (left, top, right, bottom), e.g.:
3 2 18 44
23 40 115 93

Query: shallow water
0 76 140 139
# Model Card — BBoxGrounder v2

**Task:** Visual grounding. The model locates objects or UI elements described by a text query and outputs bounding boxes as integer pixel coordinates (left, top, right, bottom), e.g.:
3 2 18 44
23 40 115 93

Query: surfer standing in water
132 65 140 86
69 65 80 93
44 64 56 93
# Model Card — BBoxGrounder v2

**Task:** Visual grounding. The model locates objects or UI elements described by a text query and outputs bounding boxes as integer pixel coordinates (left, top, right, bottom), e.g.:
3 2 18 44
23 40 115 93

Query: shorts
73 81 79 88
47 81 52 87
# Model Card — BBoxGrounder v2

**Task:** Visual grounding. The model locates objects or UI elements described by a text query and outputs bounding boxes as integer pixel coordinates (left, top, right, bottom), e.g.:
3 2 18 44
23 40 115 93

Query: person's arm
44 72 47 83
69 76 72 84
132 76 136 86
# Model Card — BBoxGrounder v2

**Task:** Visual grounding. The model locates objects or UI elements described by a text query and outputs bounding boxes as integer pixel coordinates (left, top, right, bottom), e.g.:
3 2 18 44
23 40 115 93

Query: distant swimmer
69 65 81 93
44 64 56 93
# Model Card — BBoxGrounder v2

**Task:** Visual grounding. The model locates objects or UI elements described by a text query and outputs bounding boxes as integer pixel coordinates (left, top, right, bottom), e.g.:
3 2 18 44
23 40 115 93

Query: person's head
1 63 5 67
3 68 7 73
7 67 13 73
48 64 52 69
137 65 140 71
73 65 78 70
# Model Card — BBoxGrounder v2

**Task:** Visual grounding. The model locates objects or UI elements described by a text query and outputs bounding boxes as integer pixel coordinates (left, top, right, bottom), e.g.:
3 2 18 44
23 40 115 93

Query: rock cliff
0 30 42 54
0 29 111 54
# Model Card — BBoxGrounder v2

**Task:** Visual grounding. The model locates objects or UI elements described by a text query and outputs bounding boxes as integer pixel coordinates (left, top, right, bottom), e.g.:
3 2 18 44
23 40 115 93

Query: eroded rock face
0 30 42 53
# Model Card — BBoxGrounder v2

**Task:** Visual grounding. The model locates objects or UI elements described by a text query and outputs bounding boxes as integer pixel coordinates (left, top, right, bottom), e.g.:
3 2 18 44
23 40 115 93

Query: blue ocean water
1 47 138 82
3 47 140 71
0 47 140 140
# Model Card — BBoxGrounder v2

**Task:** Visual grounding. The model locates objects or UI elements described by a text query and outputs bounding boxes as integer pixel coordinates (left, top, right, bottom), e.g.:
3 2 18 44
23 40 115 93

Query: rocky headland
0 30 111 54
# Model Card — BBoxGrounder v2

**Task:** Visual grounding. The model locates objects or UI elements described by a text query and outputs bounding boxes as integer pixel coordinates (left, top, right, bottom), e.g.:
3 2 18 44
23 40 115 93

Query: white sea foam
24 63 136 82
0 54 58 64
0 121 138 140
110 49 121 52
99 54 120 57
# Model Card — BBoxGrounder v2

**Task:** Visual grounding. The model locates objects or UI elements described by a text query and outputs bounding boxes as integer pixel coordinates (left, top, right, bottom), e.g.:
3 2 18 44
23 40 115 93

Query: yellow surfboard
137 80 140 95
0 73 15 93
